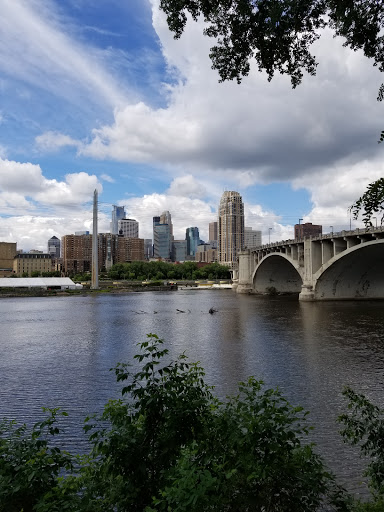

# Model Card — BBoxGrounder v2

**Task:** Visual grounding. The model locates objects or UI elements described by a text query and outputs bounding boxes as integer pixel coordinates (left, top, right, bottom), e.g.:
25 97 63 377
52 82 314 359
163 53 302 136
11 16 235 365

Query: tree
339 387 384 511
0 409 73 512
159 0 384 89
350 178 384 226
0 334 352 511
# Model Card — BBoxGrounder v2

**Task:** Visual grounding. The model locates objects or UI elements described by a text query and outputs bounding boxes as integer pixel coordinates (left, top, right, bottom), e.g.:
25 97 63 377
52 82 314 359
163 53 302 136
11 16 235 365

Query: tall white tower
91 189 99 289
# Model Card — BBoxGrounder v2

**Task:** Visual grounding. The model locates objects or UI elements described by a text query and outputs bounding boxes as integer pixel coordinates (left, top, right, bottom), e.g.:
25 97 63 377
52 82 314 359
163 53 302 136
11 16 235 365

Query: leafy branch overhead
350 178 384 226
378 84 384 143
159 0 384 88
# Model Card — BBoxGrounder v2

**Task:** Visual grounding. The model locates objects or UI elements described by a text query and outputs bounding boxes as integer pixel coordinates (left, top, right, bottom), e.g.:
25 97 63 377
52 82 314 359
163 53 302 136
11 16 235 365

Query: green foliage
0 335 363 511
73 273 91 282
339 387 384 507
350 178 384 227
75 335 350 511
0 409 73 512
151 376 350 512
159 1 384 88
83 333 215 511
108 261 230 281
41 271 61 278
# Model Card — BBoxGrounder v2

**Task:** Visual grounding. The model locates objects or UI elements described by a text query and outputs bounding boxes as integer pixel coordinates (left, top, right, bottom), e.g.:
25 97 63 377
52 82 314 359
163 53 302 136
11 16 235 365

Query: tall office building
144 239 153 259
48 236 61 258
171 240 187 262
110 205 126 234
244 227 262 248
160 210 173 236
153 214 172 260
118 218 139 238
185 227 200 257
209 221 218 242
218 191 244 268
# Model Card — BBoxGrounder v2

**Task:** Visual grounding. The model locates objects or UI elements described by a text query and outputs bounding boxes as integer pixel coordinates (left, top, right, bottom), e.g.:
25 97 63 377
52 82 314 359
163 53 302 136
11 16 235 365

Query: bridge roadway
236 226 384 301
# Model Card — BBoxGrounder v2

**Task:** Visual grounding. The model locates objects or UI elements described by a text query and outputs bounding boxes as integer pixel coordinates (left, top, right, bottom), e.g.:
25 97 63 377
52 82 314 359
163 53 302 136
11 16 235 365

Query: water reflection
0 291 384 492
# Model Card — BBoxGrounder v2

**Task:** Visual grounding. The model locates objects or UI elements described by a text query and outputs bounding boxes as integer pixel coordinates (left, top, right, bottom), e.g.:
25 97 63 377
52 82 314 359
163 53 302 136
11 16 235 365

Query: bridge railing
254 225 384 251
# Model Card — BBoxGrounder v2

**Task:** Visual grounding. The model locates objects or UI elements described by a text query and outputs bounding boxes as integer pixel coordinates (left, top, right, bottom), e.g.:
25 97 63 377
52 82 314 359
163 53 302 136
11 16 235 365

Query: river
1 289 384 495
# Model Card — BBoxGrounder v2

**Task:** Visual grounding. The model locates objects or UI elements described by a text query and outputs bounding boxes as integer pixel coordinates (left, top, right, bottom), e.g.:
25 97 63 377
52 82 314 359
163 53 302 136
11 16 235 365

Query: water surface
1 290 383 494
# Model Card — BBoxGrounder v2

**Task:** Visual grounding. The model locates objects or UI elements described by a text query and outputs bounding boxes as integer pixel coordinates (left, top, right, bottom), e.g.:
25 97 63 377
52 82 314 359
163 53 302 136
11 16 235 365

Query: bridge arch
252 253 303 294
313 240 384 300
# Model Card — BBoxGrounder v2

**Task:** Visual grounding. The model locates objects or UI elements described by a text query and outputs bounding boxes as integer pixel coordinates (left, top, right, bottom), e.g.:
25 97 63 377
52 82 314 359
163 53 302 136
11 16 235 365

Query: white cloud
78 3 383 192
112 177 293 244
167 175 207 199
0 211 110 252
35 131 81 152
293 156 384 231
0 158 102 210
100 173 115 183
0 0 129 113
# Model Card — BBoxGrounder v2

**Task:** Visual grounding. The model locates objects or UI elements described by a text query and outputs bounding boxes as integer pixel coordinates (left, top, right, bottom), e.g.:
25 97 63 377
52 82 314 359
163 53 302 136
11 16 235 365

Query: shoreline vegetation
1 333 384 511
0 261 233 297
0 280 234 298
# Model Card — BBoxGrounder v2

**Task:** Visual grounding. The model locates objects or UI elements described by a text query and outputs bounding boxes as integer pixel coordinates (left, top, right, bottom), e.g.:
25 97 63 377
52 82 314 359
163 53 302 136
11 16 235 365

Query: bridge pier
299 284 315 301
237 250 254 293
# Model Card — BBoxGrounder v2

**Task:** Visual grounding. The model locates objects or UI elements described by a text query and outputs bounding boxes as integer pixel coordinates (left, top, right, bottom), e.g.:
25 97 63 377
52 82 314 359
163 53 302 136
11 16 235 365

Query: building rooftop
0 277 79 288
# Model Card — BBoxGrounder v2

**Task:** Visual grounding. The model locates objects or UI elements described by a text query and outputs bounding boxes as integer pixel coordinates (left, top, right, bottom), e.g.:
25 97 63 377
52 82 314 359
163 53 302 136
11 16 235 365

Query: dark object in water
209 307 217 314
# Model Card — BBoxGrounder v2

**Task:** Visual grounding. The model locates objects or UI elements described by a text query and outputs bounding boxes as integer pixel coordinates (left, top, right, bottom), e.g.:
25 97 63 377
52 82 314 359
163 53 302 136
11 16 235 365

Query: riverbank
0 279 233 297
0 282 178 298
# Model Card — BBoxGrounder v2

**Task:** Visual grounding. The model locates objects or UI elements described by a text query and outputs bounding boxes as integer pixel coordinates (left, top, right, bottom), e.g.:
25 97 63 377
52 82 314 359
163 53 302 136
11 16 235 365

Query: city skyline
0 1 383 252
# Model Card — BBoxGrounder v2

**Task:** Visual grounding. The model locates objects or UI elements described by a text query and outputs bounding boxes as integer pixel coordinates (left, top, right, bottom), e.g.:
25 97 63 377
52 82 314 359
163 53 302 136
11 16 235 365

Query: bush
0 409 73 512
1 335 354 511
339 388 384 510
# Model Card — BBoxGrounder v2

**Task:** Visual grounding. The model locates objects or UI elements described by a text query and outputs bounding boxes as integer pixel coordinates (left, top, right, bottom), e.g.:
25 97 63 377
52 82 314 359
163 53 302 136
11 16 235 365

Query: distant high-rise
171 240 187 262
110 205 126 234
48 236 61 258
209 221 218 242
185 227 200 257
153 213 172 260
244 227 262 249
218 191 244 268
144 239 153 259
160 210 173 236
118 218 139 238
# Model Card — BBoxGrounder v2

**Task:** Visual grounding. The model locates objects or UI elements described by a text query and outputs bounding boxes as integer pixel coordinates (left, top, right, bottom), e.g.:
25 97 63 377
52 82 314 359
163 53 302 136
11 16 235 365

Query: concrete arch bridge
236 227 384 301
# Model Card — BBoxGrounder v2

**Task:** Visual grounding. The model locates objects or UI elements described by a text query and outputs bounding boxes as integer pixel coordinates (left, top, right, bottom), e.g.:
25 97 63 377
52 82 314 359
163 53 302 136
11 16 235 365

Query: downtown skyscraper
218 191 244 268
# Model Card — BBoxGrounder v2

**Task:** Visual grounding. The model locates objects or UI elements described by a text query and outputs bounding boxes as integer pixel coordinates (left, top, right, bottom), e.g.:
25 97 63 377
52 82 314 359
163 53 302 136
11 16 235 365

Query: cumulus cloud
293 156 384 232
78 2 383 190
0 158 102 210
111 177 292 244
0 211 110 252
0 158 107 251
167 175 207 199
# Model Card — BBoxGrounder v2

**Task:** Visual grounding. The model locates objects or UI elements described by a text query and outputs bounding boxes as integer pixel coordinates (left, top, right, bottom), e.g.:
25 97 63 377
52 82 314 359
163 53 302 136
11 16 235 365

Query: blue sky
0 0 383 250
